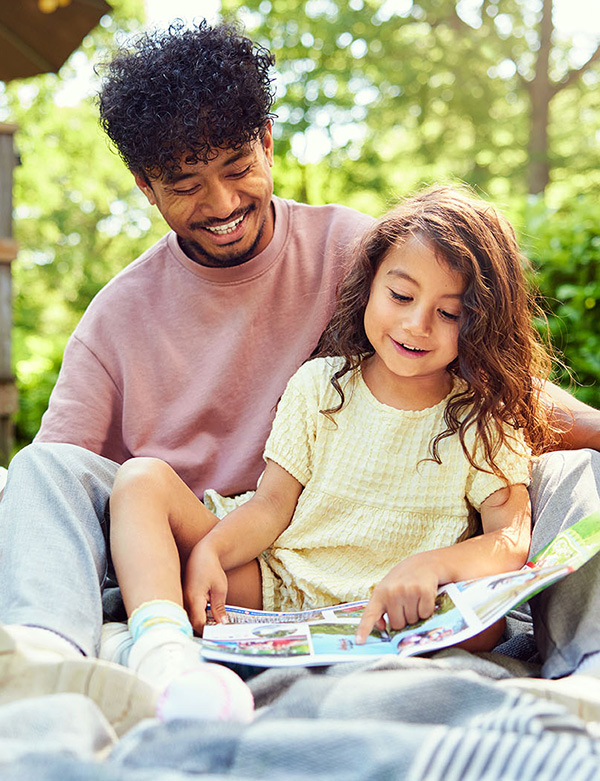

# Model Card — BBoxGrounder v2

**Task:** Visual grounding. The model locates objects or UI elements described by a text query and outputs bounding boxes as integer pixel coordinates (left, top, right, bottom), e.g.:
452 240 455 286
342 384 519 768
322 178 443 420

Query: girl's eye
389 290 411 302
439 309 460 322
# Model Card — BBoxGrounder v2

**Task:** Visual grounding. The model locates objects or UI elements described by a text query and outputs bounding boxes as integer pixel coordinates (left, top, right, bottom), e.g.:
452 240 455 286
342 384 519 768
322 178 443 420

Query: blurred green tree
517 196 600 406
221 0 600 200
1 0 169 447
1 0 597 449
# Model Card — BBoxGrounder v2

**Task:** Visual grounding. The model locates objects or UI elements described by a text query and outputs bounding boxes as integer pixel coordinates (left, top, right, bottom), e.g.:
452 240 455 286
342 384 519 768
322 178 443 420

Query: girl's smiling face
363 235 465 407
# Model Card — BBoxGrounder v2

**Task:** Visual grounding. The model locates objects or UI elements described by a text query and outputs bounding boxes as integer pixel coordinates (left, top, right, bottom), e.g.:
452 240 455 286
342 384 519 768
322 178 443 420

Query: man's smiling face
134 125 275 268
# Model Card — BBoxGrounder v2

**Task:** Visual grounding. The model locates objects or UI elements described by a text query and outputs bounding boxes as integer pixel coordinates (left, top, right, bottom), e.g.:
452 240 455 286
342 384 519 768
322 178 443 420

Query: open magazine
200 511 600 667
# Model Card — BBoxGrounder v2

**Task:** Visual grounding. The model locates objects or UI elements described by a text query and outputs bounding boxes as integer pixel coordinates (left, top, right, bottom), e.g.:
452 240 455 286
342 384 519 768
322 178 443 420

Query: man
0 21 373 727
0 21 598 731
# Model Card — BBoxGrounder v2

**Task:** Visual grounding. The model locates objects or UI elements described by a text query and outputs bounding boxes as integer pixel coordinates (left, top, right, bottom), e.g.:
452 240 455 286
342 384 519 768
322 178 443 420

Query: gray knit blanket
1 649 599 780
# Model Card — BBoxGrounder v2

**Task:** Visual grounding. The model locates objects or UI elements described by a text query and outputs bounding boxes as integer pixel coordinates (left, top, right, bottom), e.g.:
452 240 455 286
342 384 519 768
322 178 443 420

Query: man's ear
261 121 274 167
133 172 157 206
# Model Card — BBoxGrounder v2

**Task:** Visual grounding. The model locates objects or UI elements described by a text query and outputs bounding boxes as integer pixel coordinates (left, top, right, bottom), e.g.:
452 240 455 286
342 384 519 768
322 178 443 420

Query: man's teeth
205 214 245 234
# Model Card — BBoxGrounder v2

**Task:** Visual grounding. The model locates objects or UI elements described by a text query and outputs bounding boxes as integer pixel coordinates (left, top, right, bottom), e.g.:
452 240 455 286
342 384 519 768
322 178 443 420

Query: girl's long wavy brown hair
318 185 559 480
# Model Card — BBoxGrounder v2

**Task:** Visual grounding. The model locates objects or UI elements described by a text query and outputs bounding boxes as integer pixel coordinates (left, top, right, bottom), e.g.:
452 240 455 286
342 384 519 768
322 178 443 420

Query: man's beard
179 206 267 269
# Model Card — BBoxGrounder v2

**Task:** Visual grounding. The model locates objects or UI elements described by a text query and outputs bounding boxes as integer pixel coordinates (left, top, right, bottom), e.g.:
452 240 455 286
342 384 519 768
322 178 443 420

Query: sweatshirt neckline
166 196 289 284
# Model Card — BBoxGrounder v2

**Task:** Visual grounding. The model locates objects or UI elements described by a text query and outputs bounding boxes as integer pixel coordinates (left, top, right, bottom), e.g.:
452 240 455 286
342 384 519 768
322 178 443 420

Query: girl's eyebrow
386 268 416 284
386 268 462 299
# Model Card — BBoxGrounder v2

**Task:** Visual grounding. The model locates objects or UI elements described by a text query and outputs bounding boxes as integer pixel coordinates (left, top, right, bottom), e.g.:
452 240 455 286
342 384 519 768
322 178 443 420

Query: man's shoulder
74 233 173 328
280 197 374 226
106 232 172 284
98 232 172 289
276 197 374 244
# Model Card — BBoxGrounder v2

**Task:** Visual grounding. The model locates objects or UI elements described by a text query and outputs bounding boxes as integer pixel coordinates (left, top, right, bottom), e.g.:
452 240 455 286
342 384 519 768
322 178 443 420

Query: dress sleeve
262 362 320 486
466 424 531 511
34 334 128 464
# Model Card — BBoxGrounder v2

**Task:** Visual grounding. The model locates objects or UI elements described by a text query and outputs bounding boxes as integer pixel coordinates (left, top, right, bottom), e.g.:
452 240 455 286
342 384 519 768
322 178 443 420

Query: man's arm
543 381 600 452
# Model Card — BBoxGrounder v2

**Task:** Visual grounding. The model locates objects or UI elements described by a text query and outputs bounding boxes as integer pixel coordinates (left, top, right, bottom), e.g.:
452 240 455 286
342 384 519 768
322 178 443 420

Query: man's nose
203 179 241 219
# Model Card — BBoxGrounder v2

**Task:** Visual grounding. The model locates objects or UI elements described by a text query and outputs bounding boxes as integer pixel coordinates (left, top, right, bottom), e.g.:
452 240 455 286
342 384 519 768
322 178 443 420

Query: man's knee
5 443 120 507
9 442 73 477
529 448 600 554
9 442 100 478
531 448 600 499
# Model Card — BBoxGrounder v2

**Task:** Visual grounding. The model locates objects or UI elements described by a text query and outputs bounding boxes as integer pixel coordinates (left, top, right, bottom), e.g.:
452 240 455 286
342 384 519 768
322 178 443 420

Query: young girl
108 185 556 707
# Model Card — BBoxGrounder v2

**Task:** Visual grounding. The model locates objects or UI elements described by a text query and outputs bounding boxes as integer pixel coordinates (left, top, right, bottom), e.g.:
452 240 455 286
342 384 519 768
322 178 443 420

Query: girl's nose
404 307 432 336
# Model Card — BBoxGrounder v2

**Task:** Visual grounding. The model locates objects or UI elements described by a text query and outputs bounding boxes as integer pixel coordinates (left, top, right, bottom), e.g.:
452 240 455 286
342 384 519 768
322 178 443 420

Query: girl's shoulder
287 356 351 398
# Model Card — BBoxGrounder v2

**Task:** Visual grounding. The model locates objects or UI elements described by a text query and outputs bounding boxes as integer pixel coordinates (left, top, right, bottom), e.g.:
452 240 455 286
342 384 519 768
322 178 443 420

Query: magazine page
201 594 485 667
200 511 600 667
529 511 600 569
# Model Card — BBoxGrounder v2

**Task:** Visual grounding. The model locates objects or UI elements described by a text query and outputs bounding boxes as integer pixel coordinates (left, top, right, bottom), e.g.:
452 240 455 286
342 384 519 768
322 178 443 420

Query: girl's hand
355 554 440 644
183 541 229 633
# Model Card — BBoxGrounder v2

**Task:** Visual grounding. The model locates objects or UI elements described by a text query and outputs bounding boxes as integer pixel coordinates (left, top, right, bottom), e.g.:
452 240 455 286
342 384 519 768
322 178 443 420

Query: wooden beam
0 123 17 463
0 382 18 415
0 238 17 263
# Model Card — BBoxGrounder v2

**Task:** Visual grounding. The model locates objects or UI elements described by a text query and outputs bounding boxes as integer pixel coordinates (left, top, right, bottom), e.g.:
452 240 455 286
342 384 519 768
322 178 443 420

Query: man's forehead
162 142 256 184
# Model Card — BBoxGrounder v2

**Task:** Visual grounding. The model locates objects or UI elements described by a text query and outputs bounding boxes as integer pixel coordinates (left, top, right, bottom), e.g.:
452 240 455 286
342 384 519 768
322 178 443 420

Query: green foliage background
0 0 598 456
521 197 600 406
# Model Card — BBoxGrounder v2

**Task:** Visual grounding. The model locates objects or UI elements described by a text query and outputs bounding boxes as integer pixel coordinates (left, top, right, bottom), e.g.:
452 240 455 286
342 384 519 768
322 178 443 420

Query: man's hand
355 555 440 644
183 541 229 633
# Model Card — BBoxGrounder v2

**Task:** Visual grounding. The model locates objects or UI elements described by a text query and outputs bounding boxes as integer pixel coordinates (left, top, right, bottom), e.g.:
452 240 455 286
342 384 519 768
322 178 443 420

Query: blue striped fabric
408 692 600 781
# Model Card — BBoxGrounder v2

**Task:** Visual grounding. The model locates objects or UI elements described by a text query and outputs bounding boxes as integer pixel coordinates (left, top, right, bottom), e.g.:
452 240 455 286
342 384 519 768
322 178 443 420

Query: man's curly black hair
97 20 276 179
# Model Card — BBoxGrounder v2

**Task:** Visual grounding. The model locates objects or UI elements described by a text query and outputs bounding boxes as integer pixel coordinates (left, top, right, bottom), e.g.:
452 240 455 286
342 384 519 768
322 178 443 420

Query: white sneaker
128 626 254 723
100 622 135 666
575 651 600 676
128 626 203 691
6 625 81 659
0 623 157 736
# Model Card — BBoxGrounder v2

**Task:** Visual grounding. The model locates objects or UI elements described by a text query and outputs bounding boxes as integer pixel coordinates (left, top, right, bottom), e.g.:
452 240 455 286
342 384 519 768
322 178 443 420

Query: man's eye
229 165 252 178
173 185 200 195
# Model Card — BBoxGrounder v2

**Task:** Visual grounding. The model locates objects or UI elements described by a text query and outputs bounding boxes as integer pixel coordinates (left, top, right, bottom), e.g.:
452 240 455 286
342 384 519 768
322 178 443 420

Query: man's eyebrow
386 268 462 298
223 148 253 166
164 148 253 184
165 171 196 184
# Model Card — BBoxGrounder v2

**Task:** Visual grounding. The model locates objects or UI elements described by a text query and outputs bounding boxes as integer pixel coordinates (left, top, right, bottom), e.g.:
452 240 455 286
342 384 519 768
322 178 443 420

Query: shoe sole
0 625 157 736
498 675 600 729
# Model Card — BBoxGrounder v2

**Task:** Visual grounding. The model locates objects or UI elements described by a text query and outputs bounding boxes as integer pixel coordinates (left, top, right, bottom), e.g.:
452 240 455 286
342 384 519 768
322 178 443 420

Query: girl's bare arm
355 483 531 643
184 460 302 627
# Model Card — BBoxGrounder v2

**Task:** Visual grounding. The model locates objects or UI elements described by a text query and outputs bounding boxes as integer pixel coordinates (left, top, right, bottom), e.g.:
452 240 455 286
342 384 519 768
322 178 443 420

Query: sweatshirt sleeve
34 334 129 464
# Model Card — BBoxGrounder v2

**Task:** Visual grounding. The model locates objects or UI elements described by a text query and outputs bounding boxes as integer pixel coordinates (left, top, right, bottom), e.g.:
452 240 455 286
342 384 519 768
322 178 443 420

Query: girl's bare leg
226 560 262 612
108 458 256 723
109 457 261 615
